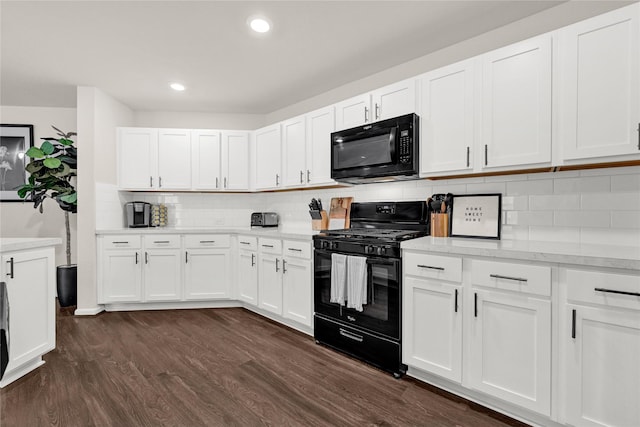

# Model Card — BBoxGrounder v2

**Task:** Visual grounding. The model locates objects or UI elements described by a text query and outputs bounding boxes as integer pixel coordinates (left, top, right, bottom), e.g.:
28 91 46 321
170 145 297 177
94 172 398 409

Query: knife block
312 210 329 231
430 213 449 237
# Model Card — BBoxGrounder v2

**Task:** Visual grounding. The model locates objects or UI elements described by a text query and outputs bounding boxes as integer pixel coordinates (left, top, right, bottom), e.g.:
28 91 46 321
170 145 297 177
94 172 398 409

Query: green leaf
40 141 54 155
51 163 71 178
25 147 44 158
25 162 43 174
59 192 77 204
57 155 77 167
43 157 62 169
58 138 74 146
17 185 32 198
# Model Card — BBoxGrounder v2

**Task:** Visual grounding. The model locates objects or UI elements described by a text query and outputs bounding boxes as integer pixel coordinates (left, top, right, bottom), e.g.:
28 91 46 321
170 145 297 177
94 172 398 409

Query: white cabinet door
403 277 462 383
372 79 417 122
481 35 552 169
222 131 250 191
157 129 191 189
565 304 640 427
335 93 372 130
1 249 55 377
143 249 182 301
101 250 142 302
237 249 258 305
559 3 640 161
468 288 551 416
191 130 221 190
118 127 157 190
306 106 335 186
254 124 282 190
258 254 282 315
184 249 230 300
419 59 475 175
282 257 312 327
282 115 307 188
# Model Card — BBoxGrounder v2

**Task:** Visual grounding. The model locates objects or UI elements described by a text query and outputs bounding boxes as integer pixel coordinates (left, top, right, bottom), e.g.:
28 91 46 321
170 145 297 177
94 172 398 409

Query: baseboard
74 306 105 316
103 300 242 312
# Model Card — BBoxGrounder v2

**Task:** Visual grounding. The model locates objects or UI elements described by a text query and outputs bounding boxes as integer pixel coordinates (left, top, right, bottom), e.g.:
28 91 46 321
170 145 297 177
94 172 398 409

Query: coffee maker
125 202 151 228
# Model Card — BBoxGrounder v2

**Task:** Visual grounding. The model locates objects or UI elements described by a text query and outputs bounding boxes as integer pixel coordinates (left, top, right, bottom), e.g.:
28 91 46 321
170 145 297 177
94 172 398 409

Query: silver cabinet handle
240 241 251 245
159 176 162 188
153 240 170 243
224 177 227 188
375 103 380 120
275 258 280 272
466 146 470 168
637 123 639 150
275 174 279 186
288 248 302 252
185 251 188 263
339 328 363 342
216 177 219 189
251 253 255 267
417 264 444 271
199 240 215 243
135 252 139 264
300 170 303 184
113 241 129 244
595 288 640 297
364 106 369 122
145 252 149 264
262 244 274 248
6 257 14 278
306 170 311 183
490 274 528 282
282 259 287 273
484 144 488 166
150 176 153 188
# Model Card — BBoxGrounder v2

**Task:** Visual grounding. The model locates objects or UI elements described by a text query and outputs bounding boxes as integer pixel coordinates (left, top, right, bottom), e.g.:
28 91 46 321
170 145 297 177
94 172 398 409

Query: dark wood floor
1 306 527 427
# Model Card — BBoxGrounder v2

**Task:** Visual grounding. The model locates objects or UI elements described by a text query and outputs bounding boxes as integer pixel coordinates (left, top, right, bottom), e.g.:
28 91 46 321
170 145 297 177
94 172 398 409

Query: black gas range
313 201 429 378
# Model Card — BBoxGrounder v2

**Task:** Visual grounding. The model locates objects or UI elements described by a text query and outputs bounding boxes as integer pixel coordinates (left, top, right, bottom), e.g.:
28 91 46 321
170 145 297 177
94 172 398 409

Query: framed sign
450 193 502 239
0 124 34 202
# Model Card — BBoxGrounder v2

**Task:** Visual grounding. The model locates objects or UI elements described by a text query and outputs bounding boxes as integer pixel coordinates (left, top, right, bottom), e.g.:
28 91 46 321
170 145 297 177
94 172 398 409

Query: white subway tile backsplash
501 196 528 211
580 227 640 247
506 211 553 226
553 211 610 228
581 192 640 210
506 180 553 196
611 211 640 229
466 182 506 194
579 165 640 177
611 174 640 192
529 194 580 211
529 226 580 244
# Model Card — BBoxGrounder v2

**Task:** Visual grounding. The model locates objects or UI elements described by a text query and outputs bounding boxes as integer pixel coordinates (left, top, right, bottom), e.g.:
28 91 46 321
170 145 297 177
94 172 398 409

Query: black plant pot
57 264 77 307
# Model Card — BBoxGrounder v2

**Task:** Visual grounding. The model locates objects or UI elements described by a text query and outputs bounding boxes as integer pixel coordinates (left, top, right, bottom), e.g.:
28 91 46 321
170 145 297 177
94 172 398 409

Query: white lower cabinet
563 268 640 427
258 238 283 315
143 236 182 302
0 246 56 388
237 236 258 305
184 235 231 300
282 241 312 328
99 236 143 303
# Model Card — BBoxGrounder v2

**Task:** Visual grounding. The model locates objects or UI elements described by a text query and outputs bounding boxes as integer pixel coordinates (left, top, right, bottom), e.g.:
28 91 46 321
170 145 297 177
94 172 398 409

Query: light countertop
401 237 640 271
96 227 316 241
0 237 62 253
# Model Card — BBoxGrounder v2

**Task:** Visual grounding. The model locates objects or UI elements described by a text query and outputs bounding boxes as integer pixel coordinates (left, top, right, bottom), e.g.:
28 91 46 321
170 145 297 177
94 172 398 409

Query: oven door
314 249 401 340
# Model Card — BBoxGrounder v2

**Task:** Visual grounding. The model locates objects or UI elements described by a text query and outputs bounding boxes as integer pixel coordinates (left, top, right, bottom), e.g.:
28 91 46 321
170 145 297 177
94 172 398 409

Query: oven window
333 133 392 170
362 265 393 321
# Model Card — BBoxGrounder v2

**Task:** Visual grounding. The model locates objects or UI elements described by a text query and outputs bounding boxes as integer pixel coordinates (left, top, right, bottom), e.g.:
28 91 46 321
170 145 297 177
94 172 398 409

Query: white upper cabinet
282 115 307 188
335 79 417 130
481 35 552 169
157 129 192 189
254 124 282 190
306 106 335 186
118 127 158 190
221 131 250 191
558 3 640 163
191 130 221 190
419 59 476 175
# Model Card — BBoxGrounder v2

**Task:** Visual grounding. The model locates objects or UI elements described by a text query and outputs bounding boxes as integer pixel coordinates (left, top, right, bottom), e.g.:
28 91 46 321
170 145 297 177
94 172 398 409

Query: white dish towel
346 255 368 312
330 253 347 305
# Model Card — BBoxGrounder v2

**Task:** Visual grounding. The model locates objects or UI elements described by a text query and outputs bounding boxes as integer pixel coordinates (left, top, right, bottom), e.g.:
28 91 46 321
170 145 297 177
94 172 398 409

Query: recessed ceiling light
249 17 271 33
170 83 185 91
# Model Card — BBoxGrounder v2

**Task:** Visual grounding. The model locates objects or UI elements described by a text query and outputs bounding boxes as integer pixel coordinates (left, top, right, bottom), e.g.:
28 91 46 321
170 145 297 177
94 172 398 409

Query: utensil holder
430 213 449 237
312 210 329 231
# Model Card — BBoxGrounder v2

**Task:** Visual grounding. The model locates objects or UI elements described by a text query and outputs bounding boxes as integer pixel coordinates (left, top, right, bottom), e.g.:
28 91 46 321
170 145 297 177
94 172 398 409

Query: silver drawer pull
417 264 444 271
490 274 527 282
595 288 640 297
199 240 215 243
339 328 363 343
154 240 170 244
288 248 302 252
240 241 251 245
113 241 129 244
262 244 274 248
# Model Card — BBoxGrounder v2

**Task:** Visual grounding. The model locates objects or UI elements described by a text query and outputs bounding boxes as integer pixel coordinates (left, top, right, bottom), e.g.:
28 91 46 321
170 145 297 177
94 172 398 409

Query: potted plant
17 126 77 307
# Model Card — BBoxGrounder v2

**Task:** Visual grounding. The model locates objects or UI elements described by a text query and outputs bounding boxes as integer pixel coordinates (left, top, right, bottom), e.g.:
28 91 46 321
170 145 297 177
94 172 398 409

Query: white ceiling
0 1 627 115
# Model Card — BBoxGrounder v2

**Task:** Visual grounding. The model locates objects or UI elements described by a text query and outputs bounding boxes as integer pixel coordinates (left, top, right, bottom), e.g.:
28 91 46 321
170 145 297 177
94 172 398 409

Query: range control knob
376 246 386 256
321 240 330 250
364 245 375 254
330 242 339 250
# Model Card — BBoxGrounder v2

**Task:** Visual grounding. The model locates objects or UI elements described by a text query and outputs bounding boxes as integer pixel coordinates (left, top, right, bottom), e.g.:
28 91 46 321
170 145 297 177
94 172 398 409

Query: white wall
77 87 133 313
0 106 78 266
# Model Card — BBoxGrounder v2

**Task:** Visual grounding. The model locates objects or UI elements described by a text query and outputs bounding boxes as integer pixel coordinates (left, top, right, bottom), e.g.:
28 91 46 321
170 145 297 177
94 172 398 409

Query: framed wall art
450 193 502 239
0 124 34 202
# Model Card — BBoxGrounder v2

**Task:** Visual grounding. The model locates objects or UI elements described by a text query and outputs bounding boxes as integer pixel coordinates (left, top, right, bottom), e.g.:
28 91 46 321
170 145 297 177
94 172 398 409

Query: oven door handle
389 127 397 162
339 328 364 343
365 258 398 266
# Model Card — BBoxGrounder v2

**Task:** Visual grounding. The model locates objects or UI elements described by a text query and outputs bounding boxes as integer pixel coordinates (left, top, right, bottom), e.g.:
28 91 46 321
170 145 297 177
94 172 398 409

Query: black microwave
331 113 419 184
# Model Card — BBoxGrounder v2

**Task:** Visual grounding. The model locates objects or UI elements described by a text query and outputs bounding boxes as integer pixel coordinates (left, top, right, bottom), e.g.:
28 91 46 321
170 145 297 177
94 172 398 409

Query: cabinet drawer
468 259 551 297
566 269 640 311
184 234 230 249
103 235 141 249
237 235 257 251
283 240 311 259
144 235 181 249
259 238 282 254
404 252 462 283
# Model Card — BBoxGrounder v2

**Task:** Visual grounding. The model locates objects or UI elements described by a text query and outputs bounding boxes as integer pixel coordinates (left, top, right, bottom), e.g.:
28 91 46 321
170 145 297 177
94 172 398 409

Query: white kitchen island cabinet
0 238 59 388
